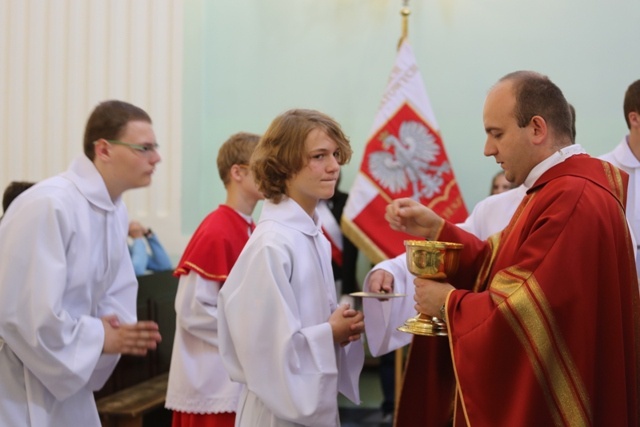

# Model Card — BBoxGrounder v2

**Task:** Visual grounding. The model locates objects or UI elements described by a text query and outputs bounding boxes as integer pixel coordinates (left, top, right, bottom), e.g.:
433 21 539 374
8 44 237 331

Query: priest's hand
385 197 444 240
101 315 162 356
329 304 364 347
366 269 395 300
413 278 454 318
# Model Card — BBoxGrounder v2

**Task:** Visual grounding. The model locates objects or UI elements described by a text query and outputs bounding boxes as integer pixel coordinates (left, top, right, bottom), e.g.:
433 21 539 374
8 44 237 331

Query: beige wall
0 0 188 255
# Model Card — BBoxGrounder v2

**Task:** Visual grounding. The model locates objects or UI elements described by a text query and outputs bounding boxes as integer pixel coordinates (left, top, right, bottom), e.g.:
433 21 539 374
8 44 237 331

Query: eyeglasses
105 139 159 155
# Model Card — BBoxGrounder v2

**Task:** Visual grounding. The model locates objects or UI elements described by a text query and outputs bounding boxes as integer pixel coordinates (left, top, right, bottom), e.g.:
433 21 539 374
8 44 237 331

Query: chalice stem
401 240 462 337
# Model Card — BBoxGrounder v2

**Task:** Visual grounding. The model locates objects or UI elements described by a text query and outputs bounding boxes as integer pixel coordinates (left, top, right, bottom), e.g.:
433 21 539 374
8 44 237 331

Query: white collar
259 197 321 237
523 144 587 189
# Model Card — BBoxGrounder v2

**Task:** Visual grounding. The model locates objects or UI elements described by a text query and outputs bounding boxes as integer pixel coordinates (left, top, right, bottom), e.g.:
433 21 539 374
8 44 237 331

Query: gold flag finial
399 0 410 48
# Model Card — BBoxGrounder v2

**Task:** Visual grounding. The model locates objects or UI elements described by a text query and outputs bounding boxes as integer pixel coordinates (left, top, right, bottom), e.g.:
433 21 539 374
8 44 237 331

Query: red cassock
429 155 640 426
170 205 254 427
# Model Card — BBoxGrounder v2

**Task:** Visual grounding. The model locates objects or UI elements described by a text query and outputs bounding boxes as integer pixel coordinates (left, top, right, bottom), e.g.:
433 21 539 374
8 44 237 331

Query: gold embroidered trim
175 262 227 281
493 267 592 426
600 160 625 203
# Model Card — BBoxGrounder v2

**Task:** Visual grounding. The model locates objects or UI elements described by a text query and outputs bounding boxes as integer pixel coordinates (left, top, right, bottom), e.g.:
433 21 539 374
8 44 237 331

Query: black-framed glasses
105 139 159 156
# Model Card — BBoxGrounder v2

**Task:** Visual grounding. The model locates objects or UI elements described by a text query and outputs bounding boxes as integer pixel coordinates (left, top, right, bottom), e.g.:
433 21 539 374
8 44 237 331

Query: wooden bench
95 271 178 426
96 372 169 427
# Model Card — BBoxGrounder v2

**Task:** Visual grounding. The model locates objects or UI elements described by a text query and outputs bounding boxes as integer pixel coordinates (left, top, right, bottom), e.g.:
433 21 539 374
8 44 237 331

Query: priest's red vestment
434 155 640 426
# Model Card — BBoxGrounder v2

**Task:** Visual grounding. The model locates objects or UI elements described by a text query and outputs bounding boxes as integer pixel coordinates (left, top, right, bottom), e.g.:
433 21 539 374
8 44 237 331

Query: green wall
182 0 640 236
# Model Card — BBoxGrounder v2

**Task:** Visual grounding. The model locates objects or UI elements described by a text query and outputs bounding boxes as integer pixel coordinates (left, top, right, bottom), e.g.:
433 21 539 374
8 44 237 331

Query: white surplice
456 184 527 240
165 271 241 413
600 136 640 275
0 155 137 426
218 197 364 427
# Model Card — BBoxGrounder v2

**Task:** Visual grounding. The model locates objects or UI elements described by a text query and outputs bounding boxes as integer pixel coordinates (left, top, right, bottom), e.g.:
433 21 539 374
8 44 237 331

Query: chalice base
397 314 448 337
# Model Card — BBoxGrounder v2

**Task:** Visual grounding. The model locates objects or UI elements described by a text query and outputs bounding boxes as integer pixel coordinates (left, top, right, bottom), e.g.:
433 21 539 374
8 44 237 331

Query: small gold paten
397 240 463 337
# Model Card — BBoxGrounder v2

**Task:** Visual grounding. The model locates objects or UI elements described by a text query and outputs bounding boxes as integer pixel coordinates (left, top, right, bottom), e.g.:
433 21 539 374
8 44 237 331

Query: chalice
397 240 463 337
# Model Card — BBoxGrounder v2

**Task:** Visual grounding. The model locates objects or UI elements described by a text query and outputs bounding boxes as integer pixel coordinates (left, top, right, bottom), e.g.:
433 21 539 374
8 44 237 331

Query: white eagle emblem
368 120 450 200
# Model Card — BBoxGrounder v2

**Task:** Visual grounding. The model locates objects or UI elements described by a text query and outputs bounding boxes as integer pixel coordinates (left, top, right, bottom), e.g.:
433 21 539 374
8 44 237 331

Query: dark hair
500 71 573 146
623 80 640 129
251 109 352 203
568 103 576 143
83 100 152 160
2 181 35 213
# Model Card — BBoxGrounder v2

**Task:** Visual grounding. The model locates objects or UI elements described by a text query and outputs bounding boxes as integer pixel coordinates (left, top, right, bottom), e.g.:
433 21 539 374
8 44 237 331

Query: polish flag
342 40 467 264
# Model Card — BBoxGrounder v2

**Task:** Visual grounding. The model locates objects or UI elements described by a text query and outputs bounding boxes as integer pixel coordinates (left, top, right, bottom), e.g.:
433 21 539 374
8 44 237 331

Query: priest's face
286 128 340 217
482 81 537 187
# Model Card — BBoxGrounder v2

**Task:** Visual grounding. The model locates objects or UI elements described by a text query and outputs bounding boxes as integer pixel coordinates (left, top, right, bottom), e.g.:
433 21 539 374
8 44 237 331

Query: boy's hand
102 316 162 356
329 304 364 346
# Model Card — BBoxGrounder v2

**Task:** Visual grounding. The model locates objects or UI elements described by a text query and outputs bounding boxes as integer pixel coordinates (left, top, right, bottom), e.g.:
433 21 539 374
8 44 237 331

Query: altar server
0 100 162 426
218 109 365 426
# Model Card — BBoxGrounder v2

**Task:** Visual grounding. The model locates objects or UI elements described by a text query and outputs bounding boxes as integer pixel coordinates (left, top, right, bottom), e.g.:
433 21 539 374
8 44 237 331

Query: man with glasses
0 100 163 426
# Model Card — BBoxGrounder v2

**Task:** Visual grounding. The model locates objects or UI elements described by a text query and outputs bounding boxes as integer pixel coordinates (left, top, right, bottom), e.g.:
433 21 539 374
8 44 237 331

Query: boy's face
238 164 264 203
287 128 340 216
108 120 160 192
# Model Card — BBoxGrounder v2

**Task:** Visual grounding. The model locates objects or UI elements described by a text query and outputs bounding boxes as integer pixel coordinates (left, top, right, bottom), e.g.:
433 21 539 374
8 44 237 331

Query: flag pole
343 0 466 420
394 346 404 418
398 0 410 48
394 1 410 413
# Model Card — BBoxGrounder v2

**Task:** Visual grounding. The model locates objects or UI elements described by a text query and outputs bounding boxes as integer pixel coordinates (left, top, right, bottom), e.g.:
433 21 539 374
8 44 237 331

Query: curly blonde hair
251 109 352 203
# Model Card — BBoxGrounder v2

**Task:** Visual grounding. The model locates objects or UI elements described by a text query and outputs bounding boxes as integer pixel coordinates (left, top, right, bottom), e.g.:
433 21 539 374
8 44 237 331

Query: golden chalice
397 240 463 337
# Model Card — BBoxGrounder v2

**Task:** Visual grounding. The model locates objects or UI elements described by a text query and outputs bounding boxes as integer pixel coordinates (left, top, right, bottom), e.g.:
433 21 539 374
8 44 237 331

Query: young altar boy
218 109 365 426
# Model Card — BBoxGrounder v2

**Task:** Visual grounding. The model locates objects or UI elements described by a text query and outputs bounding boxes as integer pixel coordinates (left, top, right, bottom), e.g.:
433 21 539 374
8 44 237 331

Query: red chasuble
174 205 253 281
435 155 640 426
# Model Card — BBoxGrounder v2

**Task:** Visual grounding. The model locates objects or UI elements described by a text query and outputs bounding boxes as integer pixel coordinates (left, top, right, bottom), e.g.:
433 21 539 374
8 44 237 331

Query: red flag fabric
317 200 343 267
342 39 467 427
342 40 467 264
